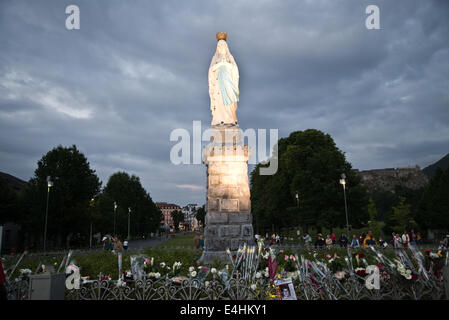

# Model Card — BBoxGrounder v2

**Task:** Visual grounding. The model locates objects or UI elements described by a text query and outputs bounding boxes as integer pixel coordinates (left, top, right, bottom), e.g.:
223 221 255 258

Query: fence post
443 266 449 300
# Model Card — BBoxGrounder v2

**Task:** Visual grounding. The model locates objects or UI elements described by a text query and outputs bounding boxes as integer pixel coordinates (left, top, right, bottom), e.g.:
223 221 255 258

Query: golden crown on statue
216 32 227 41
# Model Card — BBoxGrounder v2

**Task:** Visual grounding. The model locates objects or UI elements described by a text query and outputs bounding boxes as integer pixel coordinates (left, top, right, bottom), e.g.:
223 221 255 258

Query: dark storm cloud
0 0 448 205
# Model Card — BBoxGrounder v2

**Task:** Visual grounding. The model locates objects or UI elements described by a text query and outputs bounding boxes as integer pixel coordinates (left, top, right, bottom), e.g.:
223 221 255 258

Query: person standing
350 235 360 248
303 232 312 248
193 232 201 249
338 233 348 248
363 231 377 247
115 237 123 253
325 235 332 248
402 231 410 249
360 232 366 245
199 234 204 250
123 239 129 253
331 233 336 245
0 259 7 300
416 232 422 246
315 234 325 249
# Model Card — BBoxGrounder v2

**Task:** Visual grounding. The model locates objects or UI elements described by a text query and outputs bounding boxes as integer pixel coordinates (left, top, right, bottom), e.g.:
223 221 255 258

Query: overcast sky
1 0 448 206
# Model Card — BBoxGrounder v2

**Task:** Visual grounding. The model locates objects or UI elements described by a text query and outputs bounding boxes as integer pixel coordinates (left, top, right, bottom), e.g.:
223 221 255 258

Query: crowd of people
102 236 128 253
257 229 449 251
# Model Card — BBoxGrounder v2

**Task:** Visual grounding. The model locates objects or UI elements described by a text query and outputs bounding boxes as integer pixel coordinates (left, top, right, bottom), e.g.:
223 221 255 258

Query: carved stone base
201 124 254 263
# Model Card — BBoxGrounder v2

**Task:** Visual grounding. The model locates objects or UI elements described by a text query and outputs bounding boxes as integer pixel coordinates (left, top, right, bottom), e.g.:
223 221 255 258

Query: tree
367 198 384 238
390 197 416 233
0 176 19 224
417 167 449 231
19 145 101 248
195 205 206 228
102 172 162 238
171 210 184 231
250 129 369 233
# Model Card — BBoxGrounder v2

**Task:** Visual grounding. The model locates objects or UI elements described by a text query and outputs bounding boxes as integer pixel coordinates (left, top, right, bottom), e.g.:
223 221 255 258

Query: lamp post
89 198 94 249
113 202 117 237
339 173 350 238
43 176 53 256
295 191 299 207
127 207 131 240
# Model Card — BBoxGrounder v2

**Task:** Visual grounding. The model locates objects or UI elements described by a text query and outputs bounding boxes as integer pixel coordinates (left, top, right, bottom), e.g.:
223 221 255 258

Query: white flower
205 281 210 287
211 268 217 274
335 271 346 280
190 271 197 277
189 266 195 272
20 269 32 275
160 262 166 268
225 265 229 270
198 265 202 269
250 284 257 290
154 272 161 279
255 272 262 279
116 279 125 287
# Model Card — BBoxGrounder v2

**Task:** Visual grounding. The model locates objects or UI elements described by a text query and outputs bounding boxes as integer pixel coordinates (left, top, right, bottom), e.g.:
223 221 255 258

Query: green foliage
195 205 206 227
250 129 369 233
366 198 384 237
171 210 184 231
390 197 416 233
100 171 163 238
417 167 449 231
0 176 19 224
19 145 101 247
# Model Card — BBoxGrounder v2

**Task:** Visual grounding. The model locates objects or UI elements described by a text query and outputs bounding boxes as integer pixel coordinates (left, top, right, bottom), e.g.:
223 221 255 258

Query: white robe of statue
208 40 240 126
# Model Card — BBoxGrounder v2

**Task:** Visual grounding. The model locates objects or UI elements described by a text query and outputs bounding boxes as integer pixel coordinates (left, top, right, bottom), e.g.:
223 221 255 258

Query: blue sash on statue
217 65 239 106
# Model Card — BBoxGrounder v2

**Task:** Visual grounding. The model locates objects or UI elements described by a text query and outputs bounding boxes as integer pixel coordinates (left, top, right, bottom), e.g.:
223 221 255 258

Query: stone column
200 125 254 264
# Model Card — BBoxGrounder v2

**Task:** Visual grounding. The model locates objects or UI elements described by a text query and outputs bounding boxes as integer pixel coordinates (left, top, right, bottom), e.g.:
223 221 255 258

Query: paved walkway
128 236 168 251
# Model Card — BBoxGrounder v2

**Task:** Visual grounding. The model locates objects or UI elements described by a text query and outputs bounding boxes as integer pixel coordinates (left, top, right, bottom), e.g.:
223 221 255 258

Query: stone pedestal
199 125 254 264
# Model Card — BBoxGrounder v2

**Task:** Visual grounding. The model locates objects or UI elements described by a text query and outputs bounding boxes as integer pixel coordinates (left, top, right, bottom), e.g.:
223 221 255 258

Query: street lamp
128 207 131 241
43 176 53 256
89 198 94 249
295 191 299 207
113 202 117 236
339 173 350 238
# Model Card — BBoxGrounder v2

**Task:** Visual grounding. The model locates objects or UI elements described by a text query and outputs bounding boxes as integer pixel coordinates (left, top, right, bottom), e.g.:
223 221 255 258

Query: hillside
422 153 449 178
356 166 428 193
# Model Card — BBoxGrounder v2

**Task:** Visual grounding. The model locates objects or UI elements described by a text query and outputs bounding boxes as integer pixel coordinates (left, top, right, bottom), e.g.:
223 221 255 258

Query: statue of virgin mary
208 32 240 126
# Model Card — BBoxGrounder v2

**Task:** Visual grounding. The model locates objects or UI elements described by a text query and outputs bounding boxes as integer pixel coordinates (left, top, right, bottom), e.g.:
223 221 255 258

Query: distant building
181 204 200 231
156 202 181 230
356 166 428 193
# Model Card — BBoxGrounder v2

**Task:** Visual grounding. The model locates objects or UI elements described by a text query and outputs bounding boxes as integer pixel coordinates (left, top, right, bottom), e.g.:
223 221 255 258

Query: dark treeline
0 145 162 251
250 129 449 240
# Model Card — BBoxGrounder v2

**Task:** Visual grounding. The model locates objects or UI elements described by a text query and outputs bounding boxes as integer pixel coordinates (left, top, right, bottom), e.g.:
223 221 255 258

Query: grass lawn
156 232 197 249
